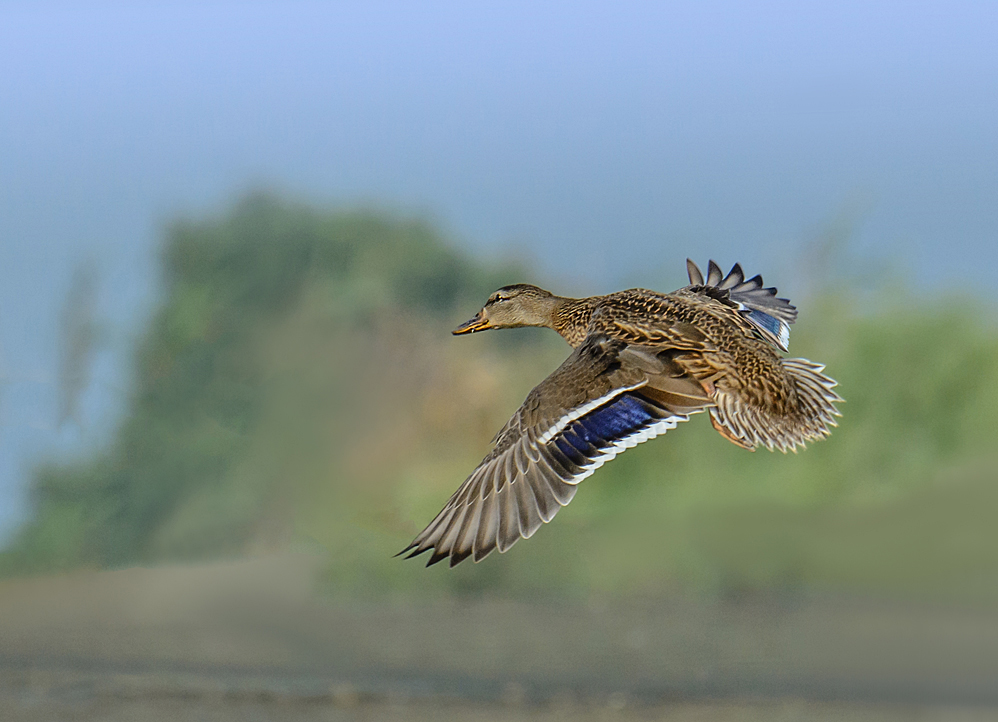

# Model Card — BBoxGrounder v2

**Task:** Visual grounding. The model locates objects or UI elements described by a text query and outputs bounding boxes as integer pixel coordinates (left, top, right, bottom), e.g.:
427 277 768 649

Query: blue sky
1 1 996 538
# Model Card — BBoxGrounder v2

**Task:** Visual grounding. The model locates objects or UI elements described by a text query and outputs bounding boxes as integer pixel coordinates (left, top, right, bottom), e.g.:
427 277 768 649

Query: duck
400 259 842 567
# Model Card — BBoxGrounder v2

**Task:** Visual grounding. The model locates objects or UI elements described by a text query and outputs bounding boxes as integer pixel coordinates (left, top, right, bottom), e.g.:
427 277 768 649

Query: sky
0 1 996 538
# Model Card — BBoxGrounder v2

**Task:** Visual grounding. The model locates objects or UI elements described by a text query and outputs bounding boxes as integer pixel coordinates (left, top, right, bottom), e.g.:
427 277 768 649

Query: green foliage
2 193 519 573
5 193 998 607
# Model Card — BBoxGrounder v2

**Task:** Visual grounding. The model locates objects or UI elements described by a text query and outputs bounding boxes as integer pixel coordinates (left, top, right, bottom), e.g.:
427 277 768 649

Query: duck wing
399 334 699 567
685 259 797 351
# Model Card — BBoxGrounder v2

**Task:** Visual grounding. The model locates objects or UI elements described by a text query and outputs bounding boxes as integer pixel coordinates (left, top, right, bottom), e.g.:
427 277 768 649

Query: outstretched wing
685 259 797 351
400 335 694 567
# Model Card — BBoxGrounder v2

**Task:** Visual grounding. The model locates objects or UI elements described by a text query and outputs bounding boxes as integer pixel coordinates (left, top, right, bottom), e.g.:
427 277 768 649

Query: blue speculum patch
747 309 782 336
555 436 587 466
545 394 667 475
562 429 597 455
570 395 656 450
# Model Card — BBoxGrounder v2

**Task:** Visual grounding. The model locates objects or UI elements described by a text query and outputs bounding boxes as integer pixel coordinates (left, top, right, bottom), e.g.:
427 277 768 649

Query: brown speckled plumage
401 260 842 567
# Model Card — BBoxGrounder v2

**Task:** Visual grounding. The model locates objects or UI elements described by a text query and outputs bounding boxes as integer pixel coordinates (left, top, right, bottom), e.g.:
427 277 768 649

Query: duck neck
552 297 595 347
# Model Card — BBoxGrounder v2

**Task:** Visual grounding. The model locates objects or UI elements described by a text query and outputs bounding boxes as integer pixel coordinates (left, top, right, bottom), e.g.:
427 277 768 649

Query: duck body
402 260 841 567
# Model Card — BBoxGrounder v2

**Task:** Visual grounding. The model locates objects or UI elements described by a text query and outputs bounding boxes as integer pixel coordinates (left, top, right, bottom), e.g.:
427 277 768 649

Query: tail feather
709 358 842 453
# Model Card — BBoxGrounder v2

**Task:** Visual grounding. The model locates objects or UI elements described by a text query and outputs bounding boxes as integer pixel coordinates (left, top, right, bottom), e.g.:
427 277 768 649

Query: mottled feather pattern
401 259 841 566
710 358 842 452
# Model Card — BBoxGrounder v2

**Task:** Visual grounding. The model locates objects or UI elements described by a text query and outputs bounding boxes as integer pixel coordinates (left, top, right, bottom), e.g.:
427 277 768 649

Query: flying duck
400 260 841 567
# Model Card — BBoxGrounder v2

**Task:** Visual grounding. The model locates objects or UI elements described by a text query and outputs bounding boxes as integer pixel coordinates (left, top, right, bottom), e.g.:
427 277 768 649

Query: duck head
453 284 560 334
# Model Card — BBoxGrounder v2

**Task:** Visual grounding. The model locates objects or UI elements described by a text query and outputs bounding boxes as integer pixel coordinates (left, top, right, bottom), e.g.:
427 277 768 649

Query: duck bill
453 311 491 335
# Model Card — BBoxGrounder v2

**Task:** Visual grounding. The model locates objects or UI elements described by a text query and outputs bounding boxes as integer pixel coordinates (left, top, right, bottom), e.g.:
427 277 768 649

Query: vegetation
4 194 998 606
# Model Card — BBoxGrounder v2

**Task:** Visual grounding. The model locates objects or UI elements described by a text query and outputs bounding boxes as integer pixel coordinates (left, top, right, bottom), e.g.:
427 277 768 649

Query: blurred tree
3 193 523 572
57 258 100 428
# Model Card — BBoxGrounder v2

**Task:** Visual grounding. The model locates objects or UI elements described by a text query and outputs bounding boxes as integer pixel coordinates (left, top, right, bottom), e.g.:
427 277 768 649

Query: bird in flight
400 260 841 567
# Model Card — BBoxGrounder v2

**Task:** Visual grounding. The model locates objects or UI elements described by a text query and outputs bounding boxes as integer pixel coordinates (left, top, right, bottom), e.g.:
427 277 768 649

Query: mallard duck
400 260 841 567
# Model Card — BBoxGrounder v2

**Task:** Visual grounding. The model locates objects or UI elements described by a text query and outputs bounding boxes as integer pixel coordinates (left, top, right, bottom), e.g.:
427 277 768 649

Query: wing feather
682 260 798 351
399 334 700 566
496 481 520 552
686 258 705 285
473 489 500 562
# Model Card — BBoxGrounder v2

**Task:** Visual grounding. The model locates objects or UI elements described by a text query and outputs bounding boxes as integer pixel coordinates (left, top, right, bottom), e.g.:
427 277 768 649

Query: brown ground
2 555 997 721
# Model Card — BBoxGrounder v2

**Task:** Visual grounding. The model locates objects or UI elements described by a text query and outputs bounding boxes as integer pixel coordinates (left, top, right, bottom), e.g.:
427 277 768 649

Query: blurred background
2 2 998 720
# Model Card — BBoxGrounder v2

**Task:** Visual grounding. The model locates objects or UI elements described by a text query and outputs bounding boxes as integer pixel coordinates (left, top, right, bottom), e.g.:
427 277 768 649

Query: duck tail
708 358 843 452
686 259 797 351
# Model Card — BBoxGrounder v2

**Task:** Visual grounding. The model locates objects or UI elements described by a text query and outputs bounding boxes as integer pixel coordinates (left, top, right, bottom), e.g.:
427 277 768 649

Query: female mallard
401 260 841 567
